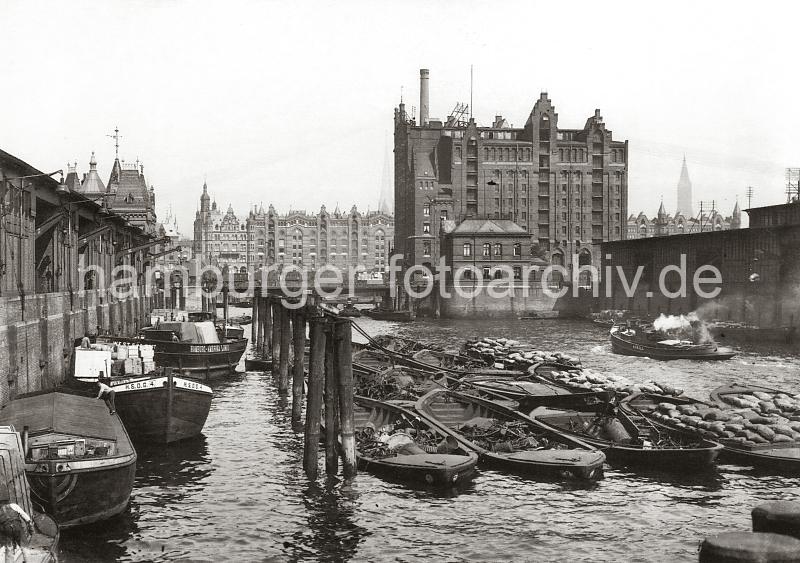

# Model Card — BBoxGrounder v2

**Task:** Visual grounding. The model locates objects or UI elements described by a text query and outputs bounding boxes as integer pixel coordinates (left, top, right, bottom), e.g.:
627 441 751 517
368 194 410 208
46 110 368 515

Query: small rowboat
529 403 722 470
619 392 800 473
415 389 606 481
244 355 272 371
352 396 478 487
362 308 415 322
454 375 580 403
610 325 735 361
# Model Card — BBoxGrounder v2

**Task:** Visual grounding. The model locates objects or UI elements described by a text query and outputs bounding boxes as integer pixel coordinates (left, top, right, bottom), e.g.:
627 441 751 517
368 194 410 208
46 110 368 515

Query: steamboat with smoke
610 314 736 360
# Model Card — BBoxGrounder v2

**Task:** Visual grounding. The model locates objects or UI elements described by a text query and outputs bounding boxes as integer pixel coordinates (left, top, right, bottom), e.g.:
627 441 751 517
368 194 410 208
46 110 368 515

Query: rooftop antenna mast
107 126 122 158
785 168 800 203
746 186 754 208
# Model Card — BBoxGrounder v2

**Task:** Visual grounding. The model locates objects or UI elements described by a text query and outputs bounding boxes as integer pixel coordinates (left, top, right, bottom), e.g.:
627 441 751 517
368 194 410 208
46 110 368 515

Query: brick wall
0 288 152 405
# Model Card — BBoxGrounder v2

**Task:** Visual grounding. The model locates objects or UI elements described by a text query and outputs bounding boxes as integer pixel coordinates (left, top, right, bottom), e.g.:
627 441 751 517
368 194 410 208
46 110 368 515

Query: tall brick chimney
419 68 430 126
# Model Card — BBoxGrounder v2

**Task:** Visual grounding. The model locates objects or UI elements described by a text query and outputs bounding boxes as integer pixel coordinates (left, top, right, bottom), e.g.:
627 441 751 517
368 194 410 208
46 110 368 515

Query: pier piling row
251 292 356 479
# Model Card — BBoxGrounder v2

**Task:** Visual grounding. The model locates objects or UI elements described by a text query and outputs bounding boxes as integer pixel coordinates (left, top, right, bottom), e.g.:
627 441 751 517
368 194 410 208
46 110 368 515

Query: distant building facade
72 151 158 235
395 69 628 278
192 184 394 274
626 201 741 239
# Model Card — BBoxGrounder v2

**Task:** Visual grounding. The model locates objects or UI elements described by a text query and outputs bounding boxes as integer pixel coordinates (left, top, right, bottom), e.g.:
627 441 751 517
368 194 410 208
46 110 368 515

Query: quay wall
437 285 590 319
0 288 152 405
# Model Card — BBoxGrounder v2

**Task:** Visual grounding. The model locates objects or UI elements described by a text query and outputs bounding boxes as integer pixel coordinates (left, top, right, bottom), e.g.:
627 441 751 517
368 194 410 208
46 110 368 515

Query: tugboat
0 392 136 528
610 320 735 360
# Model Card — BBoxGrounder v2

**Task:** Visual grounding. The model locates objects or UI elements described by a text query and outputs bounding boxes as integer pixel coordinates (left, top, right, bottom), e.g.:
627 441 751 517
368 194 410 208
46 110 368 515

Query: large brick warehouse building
394 69 628 279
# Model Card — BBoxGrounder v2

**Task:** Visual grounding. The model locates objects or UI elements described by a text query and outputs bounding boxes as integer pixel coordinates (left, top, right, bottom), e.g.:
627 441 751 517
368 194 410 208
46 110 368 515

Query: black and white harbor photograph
1 1 800 561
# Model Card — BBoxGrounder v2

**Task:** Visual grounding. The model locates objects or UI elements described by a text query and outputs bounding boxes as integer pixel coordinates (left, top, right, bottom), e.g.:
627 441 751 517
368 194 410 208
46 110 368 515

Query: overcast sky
3 1 798 233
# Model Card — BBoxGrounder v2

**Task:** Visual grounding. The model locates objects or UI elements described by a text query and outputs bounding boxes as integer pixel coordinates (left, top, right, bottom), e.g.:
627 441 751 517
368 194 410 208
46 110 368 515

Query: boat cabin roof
144 321 220 344
0 392 120 443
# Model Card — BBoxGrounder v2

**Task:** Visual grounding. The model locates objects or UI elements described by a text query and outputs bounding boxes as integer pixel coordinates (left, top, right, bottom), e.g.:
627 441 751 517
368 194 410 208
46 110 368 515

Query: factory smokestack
419 68 430 126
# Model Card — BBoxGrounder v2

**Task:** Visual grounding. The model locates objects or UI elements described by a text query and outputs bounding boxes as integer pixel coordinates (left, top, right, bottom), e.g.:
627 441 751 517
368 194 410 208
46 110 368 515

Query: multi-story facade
192 185 394 274
395 69 628 277
193 184 249 273
627 201 741 239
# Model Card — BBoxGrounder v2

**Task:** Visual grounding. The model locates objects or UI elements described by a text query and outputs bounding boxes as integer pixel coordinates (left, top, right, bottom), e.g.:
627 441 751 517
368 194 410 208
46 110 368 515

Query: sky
2 1 799 233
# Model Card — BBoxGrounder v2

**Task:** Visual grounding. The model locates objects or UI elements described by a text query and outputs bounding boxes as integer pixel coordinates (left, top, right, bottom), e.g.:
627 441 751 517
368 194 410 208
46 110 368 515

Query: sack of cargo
750 416 775 425
710 422 726 435
755 425 776 441
602 418 632 443
773 434 794 444
703 409 730 422
657 402 677 413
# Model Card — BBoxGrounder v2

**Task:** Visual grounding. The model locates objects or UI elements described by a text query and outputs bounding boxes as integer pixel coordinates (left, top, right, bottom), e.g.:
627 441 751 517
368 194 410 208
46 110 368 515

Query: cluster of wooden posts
251 288 357 480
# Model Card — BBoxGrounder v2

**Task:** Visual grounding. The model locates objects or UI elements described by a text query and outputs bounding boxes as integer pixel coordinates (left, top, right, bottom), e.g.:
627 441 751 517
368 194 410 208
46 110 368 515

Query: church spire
676 155 694 217
378 132 393 214
731 197 742 229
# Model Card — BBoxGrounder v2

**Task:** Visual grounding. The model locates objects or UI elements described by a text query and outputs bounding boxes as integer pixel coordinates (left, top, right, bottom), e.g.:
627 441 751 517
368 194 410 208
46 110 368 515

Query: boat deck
0 392 134 456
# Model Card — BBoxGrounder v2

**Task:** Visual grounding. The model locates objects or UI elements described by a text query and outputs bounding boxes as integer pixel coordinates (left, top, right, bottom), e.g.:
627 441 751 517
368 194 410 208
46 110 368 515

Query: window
493 243 502 256
423 204 430 216
513 243 521 257
483 266 491 279
513 266 522 280
423 241 431 257
423 222 430 234
440 210 448 220
463 242 472 257
464 269 473 280
483 243 491 256
493 269 503 280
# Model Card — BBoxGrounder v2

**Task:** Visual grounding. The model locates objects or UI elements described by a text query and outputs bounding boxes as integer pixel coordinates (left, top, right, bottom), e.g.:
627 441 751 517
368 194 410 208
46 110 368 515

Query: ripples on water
58 314 800 562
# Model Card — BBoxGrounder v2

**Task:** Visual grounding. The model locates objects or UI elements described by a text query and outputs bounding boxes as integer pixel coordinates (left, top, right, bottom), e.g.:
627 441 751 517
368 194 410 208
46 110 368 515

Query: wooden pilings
333 318 357 478
253 288 261 352
257 293 358 480
278 303 290 395
263 298 272 353
291 308 306 424
303 315 326 479
271 299 281 379
324 321 339 475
